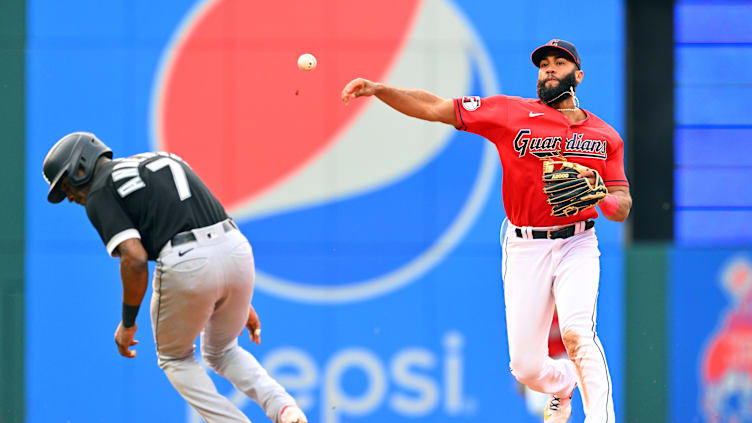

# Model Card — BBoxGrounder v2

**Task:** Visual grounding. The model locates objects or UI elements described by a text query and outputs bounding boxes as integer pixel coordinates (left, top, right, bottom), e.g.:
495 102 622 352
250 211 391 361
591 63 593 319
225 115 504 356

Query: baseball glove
542 158 608 217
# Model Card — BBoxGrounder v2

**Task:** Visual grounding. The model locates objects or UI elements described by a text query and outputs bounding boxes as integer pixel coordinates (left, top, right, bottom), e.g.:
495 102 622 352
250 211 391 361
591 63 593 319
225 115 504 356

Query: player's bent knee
201 352 223 371
201 348 234 373
157 353 196 371
509 358 545 385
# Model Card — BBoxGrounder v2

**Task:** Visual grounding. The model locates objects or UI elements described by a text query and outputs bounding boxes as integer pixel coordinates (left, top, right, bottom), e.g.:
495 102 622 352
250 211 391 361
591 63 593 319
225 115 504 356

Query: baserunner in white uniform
43 132 308 423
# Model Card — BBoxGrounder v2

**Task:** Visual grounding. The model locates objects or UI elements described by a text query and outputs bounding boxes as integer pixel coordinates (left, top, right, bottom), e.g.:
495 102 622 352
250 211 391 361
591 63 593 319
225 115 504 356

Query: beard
537 70 579 104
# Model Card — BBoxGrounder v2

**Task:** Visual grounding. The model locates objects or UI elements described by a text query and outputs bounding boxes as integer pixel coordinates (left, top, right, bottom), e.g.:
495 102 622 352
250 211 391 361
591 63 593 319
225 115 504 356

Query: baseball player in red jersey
341 39 631 422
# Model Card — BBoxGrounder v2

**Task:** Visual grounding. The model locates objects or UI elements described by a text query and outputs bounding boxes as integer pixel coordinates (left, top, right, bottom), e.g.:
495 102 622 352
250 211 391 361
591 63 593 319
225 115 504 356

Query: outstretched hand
341 78 376 104
245 305 262 345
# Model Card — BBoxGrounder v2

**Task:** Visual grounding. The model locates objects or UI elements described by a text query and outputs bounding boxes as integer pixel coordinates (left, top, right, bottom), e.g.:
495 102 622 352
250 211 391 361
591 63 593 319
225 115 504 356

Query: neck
556 104 586 124
93 156 111 176
552 98 577 111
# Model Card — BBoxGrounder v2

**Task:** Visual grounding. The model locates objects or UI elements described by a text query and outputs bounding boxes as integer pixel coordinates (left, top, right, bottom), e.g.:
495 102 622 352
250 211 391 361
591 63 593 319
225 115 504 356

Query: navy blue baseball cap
531 39 581 69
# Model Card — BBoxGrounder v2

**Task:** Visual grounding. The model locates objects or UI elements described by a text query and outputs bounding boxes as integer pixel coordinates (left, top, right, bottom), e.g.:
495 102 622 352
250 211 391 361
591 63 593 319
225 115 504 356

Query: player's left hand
245 305 262 345
114 322 139 358
542 159 608 217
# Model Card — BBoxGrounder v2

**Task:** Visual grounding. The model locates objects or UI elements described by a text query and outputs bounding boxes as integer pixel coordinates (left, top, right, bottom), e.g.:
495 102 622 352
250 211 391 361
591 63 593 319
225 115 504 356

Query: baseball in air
297 53 317 71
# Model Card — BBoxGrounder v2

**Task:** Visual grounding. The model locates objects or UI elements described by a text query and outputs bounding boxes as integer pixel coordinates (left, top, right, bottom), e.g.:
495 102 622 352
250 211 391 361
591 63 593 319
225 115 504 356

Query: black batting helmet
43 132 112 203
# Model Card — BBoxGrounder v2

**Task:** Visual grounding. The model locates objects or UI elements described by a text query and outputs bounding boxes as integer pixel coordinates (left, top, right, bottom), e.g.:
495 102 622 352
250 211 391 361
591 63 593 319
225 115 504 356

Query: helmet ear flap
68 163 86 187
77 161 87 177
66 141 88 187
69 134 111 188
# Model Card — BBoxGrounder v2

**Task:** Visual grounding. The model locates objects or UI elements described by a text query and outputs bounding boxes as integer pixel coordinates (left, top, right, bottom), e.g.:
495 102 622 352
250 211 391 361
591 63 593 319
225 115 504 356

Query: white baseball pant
151 220 296 422
501 220 615 422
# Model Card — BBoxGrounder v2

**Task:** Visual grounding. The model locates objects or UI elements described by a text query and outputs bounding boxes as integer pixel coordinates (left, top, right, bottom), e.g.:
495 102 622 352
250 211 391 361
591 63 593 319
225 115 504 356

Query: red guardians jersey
454 95 629 227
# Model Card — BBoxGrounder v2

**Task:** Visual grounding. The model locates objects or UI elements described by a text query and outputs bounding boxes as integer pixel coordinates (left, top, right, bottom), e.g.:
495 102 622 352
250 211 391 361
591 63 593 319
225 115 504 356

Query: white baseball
297 53 317 72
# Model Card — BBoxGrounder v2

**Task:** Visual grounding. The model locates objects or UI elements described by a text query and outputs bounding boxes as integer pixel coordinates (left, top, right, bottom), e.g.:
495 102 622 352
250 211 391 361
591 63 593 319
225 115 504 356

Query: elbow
603 211 628 223
621 198 633 222
121 252 148 272
612 214 628 223
117 239 149 271
613 204 632 223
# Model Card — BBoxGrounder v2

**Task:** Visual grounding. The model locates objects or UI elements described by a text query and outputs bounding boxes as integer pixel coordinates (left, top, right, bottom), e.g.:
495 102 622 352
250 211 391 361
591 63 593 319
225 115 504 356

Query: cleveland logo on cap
531 38 581 69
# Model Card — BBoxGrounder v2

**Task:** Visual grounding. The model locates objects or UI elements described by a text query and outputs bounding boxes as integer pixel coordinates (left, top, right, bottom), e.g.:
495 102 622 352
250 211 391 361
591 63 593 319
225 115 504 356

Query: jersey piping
106 229 142 257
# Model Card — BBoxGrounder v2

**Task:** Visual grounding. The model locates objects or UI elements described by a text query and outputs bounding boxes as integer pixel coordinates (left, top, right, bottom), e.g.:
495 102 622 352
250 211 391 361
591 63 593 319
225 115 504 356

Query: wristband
122 303 140 328
599 195 619 218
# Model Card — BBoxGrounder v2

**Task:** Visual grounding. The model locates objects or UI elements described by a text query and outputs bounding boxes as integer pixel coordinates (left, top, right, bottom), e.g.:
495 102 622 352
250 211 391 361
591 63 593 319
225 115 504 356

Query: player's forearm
373 83 447 122
120 256 148 306
600 189 632 222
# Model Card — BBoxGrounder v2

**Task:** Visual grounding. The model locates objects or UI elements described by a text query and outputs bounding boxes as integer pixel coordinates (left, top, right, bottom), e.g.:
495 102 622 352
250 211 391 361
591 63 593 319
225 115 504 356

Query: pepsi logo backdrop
26 1 625 422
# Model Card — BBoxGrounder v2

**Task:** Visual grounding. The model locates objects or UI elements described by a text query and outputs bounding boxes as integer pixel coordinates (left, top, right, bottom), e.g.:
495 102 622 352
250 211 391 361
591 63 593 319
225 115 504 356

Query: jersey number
113 153 192 200
145 158 191 200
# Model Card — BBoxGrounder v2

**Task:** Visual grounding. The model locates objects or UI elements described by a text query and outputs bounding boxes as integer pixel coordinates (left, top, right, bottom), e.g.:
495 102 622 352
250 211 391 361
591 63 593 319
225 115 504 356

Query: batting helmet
43 132 112 203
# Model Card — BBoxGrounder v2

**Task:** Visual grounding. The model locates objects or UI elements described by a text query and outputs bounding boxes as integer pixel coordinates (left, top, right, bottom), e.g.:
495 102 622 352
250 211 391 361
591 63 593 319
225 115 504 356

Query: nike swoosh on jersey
529 112 545 117
178 248 194 257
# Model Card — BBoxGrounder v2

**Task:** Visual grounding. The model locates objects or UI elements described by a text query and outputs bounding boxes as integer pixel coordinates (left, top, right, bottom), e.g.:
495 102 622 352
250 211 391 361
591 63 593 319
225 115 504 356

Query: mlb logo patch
461 96 481 111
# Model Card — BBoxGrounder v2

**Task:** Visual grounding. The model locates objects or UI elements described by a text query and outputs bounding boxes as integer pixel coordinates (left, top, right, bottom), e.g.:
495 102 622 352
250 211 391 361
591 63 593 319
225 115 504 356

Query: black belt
171 220 238 247
515 220 594 240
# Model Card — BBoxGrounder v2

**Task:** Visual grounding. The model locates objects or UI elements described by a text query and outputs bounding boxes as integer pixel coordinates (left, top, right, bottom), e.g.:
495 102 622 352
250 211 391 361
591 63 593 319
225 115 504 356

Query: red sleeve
454 95 509 137
602 134 629 187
